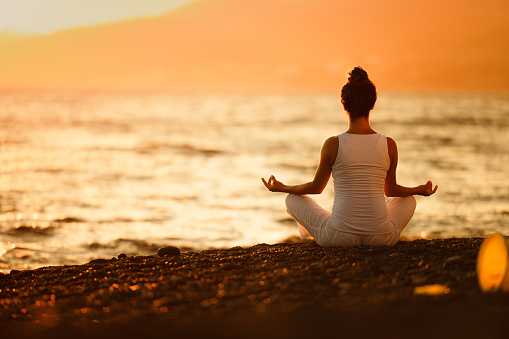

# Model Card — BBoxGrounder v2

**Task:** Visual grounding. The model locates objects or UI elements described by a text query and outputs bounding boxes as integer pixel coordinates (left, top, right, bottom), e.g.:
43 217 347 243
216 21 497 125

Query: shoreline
2 237 509 338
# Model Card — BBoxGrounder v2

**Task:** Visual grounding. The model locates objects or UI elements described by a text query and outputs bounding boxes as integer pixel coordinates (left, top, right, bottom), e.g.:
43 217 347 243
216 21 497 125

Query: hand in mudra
420 180 438 196
261 175 285 192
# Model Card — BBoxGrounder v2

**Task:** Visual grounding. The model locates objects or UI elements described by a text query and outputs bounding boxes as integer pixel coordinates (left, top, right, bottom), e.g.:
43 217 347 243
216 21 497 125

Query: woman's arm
262 136 338 195
384 137 438 197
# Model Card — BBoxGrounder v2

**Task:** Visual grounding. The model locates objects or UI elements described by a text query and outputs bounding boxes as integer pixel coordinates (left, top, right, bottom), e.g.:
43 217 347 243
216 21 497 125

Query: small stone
158 246 181 257
118 253 127 259
443 255 462 267
445 255 462 262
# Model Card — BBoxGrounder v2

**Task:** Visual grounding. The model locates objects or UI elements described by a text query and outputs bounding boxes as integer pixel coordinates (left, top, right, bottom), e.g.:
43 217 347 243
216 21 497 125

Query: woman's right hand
261 175 286 192
419 180 438 196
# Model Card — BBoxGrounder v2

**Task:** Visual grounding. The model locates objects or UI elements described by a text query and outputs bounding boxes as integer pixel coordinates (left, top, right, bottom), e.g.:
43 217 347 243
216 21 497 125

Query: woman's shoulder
323 135 339 152
325 135 339 143
385 136 398 159
322 136 340 165
385 136 397 148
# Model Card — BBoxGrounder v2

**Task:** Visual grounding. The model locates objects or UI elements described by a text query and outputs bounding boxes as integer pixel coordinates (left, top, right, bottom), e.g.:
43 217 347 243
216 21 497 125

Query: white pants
285 194 417 247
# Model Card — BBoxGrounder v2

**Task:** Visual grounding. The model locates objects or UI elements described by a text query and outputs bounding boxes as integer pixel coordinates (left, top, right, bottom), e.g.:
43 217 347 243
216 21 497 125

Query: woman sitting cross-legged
262 66 438 247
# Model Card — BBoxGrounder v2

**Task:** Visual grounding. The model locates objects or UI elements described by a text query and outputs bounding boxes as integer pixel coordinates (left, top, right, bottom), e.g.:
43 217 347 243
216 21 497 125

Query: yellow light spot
200 299 217 307
413 284 450 295
109 283 119 291
477 233 509 292
420 231 428 239
17 214 22 220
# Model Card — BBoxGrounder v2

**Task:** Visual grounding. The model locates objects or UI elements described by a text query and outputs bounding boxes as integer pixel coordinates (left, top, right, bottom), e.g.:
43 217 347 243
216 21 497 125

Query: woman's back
330 133 391 235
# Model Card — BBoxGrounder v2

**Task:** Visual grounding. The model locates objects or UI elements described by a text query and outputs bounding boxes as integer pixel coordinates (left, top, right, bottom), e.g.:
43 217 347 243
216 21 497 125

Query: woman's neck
346 116 376 134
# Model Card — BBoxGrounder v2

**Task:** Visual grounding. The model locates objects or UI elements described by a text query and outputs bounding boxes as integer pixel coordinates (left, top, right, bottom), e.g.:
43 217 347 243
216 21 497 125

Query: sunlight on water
0 90 508 272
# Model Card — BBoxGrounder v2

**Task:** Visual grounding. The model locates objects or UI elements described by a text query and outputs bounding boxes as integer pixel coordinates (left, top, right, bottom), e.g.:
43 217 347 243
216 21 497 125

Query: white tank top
330 133 391 235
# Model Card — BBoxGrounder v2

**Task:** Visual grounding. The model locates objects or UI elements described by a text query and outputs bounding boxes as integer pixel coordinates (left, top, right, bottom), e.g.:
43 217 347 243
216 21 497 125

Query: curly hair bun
348 67 371 87
341 66 377 120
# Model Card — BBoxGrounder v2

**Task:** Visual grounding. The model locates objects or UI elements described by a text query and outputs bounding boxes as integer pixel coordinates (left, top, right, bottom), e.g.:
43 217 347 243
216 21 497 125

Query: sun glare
0 0 197 34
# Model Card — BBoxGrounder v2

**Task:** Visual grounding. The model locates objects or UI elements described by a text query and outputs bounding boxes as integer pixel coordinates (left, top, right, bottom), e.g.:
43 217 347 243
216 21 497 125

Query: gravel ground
2 237 509 338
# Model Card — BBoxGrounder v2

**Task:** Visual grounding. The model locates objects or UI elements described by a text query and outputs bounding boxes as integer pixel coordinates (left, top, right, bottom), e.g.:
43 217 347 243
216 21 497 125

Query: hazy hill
0 0 508 92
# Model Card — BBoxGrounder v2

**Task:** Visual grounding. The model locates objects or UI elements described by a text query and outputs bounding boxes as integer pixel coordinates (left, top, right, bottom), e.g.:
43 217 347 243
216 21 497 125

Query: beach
2 237 509 338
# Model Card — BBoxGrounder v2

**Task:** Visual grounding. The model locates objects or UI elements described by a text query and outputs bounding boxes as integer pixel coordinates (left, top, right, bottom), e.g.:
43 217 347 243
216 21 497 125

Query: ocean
1 90 508 273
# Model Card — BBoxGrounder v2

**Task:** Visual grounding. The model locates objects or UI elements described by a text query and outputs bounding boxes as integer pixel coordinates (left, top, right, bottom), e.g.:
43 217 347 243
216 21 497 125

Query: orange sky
0 0 507 93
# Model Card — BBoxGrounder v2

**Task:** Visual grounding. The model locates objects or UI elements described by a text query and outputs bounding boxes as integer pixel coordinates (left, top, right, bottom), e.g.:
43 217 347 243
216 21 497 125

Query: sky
0 0 507 92
0 0 198 34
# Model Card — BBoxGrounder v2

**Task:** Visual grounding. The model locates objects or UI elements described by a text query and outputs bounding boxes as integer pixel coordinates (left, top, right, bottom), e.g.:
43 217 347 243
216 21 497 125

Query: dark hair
341 67 377 120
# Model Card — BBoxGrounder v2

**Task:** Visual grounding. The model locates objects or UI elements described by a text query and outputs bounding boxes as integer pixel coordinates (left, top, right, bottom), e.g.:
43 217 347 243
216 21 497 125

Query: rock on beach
157 246 181 257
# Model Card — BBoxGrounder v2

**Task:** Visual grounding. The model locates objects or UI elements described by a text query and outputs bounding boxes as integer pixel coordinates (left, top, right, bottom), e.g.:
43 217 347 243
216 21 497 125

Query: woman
262 67 437 247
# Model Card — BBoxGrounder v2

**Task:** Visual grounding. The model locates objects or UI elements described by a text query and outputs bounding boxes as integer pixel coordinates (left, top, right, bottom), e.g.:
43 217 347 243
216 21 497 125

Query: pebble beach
2 237 509 338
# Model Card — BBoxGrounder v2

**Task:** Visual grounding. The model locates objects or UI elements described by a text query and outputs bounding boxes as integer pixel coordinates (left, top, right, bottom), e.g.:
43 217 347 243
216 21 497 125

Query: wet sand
1 237 509 338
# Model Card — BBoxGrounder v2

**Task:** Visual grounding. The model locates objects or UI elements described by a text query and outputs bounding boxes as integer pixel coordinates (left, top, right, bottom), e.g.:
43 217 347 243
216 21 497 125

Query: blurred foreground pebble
477 233 509 292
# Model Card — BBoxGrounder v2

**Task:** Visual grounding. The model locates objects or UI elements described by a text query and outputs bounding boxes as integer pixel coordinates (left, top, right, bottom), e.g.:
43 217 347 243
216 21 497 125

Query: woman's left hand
261 175 286 192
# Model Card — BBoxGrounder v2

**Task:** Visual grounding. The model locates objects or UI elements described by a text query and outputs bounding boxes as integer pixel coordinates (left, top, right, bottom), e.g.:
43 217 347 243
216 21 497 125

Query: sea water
1 90 508 272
